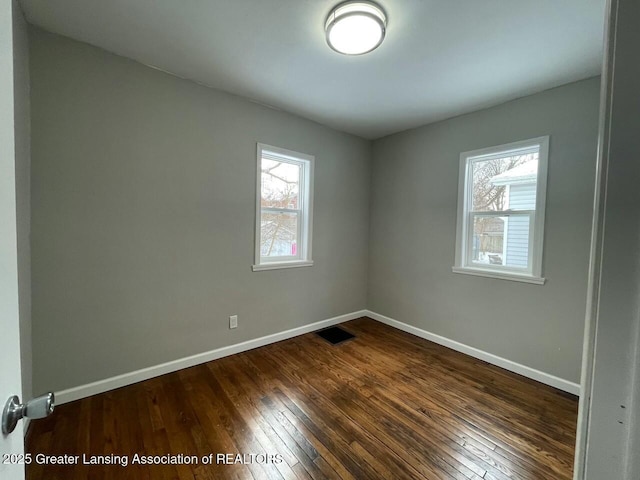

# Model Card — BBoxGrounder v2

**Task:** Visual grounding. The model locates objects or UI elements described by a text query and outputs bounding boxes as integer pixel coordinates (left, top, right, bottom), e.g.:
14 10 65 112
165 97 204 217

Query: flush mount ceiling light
325 1 387 55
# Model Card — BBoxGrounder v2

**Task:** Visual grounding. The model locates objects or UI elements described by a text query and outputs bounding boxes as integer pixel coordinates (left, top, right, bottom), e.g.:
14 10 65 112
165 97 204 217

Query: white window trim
453 136 549 284
252 143 314 272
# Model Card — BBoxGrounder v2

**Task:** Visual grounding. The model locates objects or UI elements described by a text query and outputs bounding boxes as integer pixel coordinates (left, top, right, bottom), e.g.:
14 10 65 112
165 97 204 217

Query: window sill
451 266 545 285
252 260 314 272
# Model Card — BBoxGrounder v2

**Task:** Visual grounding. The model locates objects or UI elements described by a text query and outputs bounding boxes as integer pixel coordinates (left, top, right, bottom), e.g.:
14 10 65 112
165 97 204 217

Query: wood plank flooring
26 317 578 479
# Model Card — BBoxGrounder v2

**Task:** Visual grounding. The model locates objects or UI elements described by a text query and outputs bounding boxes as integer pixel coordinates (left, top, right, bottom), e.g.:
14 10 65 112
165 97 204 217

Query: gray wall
584 0 640 477
368 77 600 384
13 0 32 403
30 29 371 394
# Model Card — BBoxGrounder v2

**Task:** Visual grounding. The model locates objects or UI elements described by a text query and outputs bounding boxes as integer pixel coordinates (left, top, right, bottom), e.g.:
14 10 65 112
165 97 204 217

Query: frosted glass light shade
325 1 387 55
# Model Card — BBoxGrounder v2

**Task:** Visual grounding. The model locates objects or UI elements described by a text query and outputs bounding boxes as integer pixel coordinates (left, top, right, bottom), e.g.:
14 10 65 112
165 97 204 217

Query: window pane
260 211 298 258
471 216 505 265
471 214 530 268
261 159 300 209
471 152 538 212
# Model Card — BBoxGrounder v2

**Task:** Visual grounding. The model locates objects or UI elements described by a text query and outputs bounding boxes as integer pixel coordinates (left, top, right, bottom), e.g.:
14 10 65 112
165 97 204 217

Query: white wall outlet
229 315 238 329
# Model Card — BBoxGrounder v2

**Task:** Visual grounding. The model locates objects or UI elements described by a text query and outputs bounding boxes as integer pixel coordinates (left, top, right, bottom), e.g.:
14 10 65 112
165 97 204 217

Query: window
453 136 549 284
253 143 314 271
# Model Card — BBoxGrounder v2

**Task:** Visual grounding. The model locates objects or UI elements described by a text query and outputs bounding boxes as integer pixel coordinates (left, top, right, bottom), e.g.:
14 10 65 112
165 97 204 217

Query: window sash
260 209 302 262
465 211 534 273
260 155 306 263
261 207 302 215
260 158 303 210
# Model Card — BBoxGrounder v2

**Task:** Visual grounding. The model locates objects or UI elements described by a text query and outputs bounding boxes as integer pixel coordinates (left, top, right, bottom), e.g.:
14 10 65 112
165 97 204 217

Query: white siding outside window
504 183 537 267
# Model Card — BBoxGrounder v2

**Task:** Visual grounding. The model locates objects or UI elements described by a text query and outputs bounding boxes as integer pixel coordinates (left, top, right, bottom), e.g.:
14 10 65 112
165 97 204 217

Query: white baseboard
365 310 581 396
56 308 580 404
55 310 367 404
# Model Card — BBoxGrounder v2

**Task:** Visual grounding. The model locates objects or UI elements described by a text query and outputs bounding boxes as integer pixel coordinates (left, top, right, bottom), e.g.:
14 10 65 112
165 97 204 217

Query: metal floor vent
315 326 355 345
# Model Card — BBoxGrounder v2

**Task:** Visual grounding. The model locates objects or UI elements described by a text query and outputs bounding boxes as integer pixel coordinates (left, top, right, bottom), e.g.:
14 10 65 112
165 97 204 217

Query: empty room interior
3 0 640 479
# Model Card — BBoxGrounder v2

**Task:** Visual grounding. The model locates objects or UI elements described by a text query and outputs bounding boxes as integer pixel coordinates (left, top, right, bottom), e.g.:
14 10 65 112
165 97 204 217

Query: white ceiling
19 0 606 139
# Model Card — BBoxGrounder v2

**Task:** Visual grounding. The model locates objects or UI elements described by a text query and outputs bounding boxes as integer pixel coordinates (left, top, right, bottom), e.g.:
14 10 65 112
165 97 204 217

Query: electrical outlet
229 315 238 329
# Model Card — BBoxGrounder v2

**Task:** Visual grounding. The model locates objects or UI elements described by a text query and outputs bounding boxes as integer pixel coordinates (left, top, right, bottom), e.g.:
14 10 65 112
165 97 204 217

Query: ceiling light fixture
325 1 387 55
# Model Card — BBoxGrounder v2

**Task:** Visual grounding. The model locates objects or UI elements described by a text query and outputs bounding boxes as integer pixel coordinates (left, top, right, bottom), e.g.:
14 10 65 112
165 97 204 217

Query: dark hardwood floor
26 317 578 480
